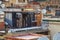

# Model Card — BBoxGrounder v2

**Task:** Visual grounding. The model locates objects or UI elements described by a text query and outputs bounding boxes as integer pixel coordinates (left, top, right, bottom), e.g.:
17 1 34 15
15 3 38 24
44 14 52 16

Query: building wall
48 0 60 9
4 0 16 7
50 0 60 4
9 0 16 4
4 0 28 7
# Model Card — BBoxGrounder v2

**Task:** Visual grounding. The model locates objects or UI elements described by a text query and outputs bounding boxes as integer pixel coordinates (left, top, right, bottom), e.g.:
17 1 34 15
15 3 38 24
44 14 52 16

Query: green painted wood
43 20 60 22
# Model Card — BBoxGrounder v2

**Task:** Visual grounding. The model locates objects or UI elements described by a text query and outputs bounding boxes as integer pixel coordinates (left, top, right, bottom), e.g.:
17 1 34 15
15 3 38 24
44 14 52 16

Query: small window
56 10 60 16
18 0 25 3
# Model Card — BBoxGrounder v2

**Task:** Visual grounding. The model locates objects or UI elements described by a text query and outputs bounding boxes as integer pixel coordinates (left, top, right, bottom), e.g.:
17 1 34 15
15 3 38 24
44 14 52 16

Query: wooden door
36 13 42 26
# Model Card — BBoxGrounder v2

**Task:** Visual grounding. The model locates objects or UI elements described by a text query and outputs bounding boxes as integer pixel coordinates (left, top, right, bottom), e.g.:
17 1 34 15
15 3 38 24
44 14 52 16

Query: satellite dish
0 1 2 4
53 32 60 40
37 36 49 40
1 4 5 8
41 9 47 14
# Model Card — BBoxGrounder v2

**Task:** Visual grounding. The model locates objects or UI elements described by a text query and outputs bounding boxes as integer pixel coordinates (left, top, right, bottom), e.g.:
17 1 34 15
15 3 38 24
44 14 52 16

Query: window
16 0 27 4
5 13 12 26
31 13 36 21
50 5 58 8
55 10 60 16
31 14 35 21
17 0 25 3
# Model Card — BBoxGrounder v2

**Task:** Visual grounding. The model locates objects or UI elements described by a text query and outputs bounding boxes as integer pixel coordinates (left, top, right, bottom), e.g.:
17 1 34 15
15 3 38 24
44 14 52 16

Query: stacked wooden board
4 33 48 40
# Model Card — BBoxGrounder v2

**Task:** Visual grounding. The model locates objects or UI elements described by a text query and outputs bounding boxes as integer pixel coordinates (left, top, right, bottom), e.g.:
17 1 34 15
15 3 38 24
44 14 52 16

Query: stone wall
48 22 60 40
